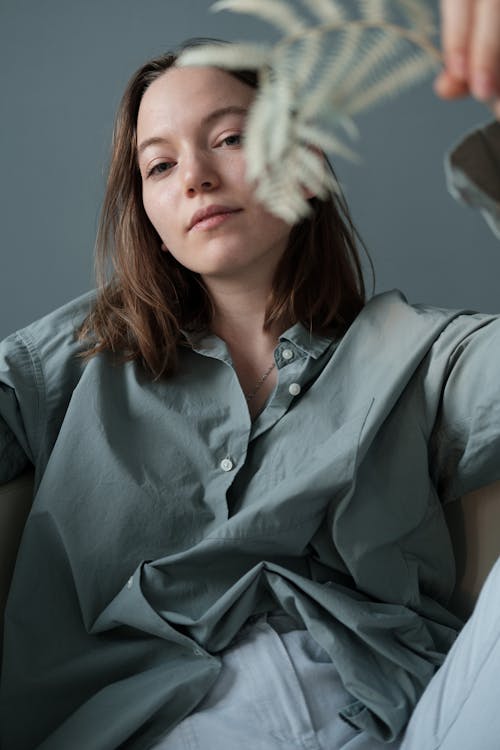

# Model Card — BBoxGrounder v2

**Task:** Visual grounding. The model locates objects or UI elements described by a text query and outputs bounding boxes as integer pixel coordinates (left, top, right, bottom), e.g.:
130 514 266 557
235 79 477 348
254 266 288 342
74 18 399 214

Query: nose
182 151 220 195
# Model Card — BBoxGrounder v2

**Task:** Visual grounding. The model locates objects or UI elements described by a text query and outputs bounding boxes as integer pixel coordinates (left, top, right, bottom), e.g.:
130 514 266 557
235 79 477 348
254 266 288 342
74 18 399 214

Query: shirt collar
181 330 232 362
182 322 335 362
279 322 336 360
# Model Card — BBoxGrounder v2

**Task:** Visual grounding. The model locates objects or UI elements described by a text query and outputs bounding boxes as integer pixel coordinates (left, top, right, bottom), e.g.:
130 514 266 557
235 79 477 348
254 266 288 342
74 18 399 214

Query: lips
188 205 241 231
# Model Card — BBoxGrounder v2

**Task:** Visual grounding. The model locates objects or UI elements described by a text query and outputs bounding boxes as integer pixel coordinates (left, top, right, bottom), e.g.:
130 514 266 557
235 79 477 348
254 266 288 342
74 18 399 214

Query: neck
204 278 286 419
207 278 284 349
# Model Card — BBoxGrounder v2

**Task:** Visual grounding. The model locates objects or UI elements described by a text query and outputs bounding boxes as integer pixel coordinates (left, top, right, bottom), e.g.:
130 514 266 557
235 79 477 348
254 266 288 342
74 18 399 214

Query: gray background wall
1 0 498 340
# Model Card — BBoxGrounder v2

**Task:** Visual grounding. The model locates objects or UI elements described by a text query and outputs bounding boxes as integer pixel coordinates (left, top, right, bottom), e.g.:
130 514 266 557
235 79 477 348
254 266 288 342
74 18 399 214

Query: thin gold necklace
244 362 276 402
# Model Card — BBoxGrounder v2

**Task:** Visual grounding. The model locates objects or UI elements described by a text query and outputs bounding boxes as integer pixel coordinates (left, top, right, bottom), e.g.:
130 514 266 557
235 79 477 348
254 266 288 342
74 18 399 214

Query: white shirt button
127 576 133 589
220 458 233 472
282 348 294 361
289 383 301 396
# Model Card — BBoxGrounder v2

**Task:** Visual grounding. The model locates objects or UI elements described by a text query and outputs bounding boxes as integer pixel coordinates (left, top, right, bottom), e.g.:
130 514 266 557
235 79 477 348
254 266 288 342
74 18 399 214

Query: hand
435 0 500 119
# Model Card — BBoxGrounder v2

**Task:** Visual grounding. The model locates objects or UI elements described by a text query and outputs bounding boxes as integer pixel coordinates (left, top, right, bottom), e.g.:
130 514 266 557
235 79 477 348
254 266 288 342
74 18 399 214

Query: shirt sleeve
0 332 40 484
428 311 500 502
0 292 97 488
429 120 500 499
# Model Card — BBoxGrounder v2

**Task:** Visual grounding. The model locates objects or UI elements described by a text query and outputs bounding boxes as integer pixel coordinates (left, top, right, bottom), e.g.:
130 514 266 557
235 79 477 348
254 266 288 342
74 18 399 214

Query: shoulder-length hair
78 39 370 379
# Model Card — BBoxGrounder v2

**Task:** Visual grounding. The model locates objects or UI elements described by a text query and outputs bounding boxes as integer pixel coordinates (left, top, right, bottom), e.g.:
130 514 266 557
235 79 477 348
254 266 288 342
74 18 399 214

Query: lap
152 558 500 750
151 613 387 750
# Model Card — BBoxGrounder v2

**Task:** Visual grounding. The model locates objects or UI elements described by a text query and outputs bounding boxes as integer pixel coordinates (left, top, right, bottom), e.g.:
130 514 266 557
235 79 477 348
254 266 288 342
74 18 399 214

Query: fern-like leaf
299 0 347 23
291 148 337 200
294 34 323 88
265 78 294 163
211 0 306 35
256 166 312 223
178 42 271 70
297 123 361 162
358 0 389 22
243 80 274 181
178 0 441 224
399 0 436 34
345 51 437 115
339 29 404 98
301 26 365 119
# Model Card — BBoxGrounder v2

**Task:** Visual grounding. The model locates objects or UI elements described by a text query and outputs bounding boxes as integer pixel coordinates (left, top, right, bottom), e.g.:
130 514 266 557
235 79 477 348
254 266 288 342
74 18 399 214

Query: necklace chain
244 362 276 402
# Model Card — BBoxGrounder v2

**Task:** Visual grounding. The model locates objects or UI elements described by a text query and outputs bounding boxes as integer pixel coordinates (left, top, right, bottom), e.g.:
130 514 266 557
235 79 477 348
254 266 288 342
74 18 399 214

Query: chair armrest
0 470 35 639
444 480 500 620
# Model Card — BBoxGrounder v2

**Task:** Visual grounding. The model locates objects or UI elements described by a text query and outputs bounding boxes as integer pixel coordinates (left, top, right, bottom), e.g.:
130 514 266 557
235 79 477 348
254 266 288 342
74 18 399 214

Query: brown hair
78 39 370 378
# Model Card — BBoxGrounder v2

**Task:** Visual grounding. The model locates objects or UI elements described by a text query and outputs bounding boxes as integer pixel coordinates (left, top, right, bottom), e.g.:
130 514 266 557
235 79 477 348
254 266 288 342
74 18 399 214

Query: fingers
437 0 500 115
434 69 470 99
469 0 500 100
440 0 473 83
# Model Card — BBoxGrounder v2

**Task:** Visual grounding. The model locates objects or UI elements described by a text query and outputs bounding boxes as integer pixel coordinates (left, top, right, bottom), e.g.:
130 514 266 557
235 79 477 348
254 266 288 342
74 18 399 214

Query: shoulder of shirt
359 288 455 327
355 289 498 351
1 290 97 379
362 288 493 324
15 290 97 341
10 290 96 352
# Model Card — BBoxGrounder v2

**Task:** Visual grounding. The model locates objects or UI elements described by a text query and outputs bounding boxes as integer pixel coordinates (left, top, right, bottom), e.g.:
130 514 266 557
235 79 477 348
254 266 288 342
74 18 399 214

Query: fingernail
472 71 496 101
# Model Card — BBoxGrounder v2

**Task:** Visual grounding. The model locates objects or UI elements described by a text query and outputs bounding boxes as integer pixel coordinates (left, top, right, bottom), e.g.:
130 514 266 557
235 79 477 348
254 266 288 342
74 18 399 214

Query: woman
1 2 500 749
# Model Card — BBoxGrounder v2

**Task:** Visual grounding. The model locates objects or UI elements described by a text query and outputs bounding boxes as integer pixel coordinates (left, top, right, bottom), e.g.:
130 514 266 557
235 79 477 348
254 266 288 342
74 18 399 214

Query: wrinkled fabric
150 557 500 750
151 612 386 750
0 121 500 750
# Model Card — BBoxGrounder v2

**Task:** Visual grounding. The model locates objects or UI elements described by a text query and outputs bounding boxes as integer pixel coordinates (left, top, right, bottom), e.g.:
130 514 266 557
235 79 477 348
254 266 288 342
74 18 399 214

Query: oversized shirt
1 122 500 750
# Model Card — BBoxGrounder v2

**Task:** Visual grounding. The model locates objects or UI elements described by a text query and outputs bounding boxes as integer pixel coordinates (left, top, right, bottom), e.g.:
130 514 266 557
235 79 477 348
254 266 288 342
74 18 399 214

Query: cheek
142 190 175 242
225 153 250 193
252 204 293 240
141 189 157 226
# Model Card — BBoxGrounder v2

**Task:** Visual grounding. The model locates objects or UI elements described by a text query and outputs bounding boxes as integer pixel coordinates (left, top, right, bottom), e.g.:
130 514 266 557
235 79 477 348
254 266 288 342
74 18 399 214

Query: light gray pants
152 557 500 750
401 554 500 749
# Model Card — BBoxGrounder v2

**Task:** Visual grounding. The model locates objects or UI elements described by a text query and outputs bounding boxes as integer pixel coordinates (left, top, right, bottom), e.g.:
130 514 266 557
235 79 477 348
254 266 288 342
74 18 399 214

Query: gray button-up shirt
1 122 500 749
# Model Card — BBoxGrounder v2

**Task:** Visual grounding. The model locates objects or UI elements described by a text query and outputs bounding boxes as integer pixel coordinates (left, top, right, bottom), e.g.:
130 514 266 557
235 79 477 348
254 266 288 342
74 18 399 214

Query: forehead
136 66 254 141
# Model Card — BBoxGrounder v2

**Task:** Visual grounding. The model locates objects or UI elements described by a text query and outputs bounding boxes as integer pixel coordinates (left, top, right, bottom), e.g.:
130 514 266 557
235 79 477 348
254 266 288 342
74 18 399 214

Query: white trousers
151 557 500 750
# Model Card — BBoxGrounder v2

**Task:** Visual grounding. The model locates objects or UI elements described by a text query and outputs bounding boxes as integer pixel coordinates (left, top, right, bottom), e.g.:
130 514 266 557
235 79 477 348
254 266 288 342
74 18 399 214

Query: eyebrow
137 105 248 158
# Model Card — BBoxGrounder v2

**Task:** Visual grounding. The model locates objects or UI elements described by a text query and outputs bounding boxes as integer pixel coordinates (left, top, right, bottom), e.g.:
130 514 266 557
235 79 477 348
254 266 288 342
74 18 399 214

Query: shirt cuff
445 119 500 240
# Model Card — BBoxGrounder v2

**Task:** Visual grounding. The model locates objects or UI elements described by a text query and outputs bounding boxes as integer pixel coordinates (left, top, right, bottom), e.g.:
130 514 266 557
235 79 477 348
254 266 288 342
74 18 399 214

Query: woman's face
137 66 293 288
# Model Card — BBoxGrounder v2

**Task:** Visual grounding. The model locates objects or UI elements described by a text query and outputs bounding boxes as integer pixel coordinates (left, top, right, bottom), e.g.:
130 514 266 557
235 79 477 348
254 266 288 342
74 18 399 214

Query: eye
147 161 175 178
220 133 242 147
